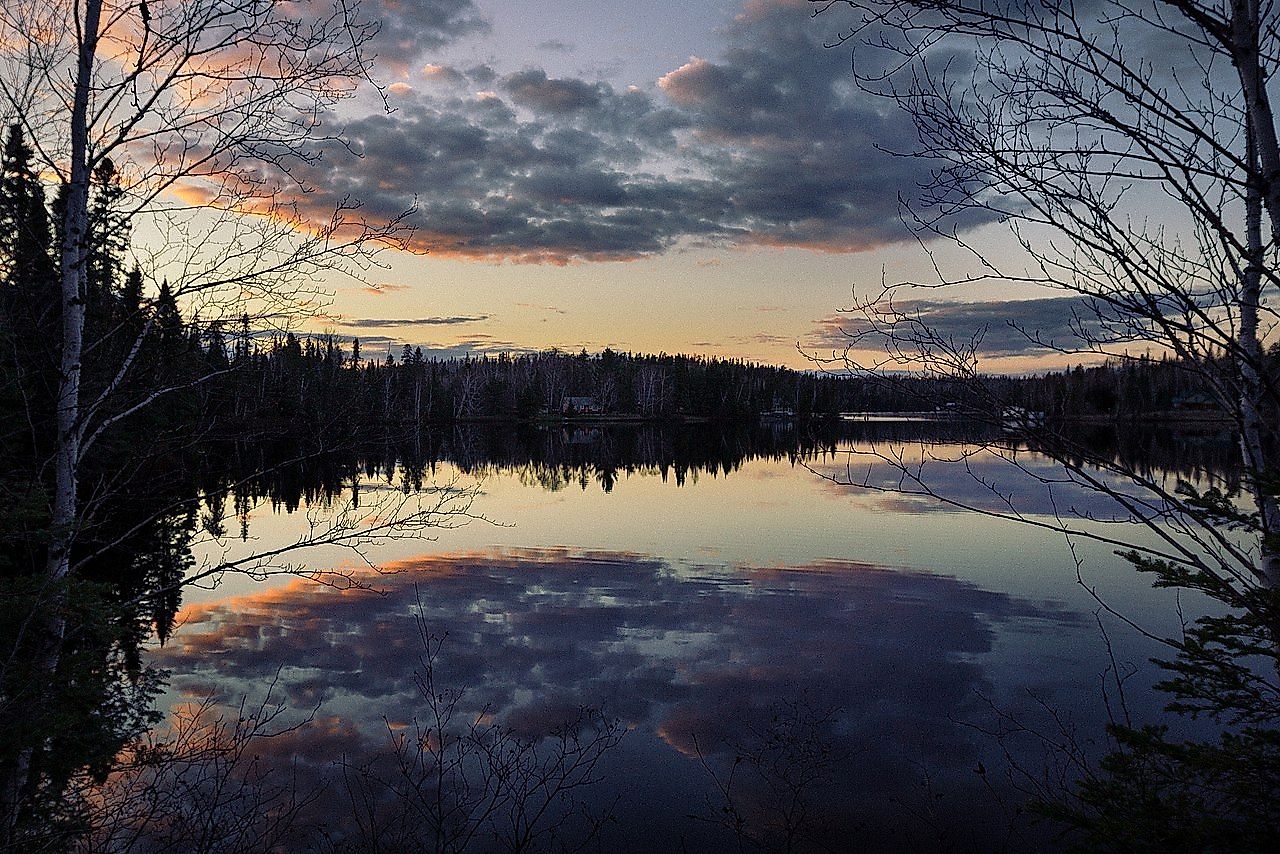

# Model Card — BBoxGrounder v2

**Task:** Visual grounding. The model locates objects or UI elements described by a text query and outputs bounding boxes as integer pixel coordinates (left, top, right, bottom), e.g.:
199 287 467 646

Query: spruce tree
0 124 55 291
0 123 59 476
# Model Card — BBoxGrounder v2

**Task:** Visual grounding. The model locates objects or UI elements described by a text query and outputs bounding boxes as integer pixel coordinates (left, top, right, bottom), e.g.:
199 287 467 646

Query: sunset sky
297 0 1074 371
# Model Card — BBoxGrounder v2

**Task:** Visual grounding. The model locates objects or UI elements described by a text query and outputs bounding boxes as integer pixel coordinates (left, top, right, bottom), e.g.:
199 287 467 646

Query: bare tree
0 0 438 836
72 687 320 854
635 365 666 416
23 617 623 854
807 0 1280 843
690 698 848 854
338 616 624 854
454 365 482 420
0 0 409 593
809 0 1277 596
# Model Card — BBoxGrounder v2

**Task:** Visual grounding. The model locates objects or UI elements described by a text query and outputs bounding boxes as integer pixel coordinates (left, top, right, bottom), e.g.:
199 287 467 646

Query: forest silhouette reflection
217 418 1239 511
3 419 1239 850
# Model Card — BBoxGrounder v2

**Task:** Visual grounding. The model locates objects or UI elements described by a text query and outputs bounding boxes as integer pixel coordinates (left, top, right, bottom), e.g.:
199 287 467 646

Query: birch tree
0 0 410 592
810 0 1280 842
0 0 430 837
812 0 1278 591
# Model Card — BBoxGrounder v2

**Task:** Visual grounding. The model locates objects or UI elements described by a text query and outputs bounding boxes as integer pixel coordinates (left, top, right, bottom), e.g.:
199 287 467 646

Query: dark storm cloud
292 88 714 262
810 297 1096 358
280 0 990 262
656 0 997 251
363 0 490 72
503 70 604 113
335 314 490 328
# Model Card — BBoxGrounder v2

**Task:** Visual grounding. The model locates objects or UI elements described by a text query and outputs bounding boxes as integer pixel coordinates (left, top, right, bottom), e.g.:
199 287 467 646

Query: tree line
6 106 1258 457
140 327 1280 430
206 337 856 429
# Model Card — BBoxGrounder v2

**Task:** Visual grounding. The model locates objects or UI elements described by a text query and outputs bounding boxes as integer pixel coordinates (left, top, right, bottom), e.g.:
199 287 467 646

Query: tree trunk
47 0 100 585
1233 2 1280 588
2 1 102 840
1242 122 1280 589
1232 0 1280 245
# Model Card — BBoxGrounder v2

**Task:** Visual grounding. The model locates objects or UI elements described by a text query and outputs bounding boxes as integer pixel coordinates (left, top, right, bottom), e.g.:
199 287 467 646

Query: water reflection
154 548 1083 850
4 418 1237 850
144 418 1237 852
198 418 1240 515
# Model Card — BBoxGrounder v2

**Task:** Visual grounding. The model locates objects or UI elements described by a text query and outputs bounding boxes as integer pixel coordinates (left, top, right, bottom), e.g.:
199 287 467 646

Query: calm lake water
150 421 1235 851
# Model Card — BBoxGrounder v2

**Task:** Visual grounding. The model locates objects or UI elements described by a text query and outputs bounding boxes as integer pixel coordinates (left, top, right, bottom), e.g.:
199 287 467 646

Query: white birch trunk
47 0 101 585
1234 2 1280 588
3 2 102 837
1242 129 1280 589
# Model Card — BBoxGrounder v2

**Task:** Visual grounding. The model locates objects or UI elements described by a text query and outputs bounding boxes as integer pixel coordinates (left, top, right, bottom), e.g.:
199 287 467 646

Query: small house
562 396 603 415
1172 392 1219 412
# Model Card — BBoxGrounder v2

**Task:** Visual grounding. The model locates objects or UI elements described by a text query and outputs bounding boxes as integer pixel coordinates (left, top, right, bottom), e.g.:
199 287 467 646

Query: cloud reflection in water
156 548 1082 850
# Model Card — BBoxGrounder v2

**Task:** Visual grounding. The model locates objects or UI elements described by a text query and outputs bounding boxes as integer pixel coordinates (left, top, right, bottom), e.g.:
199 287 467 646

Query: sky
286 0 1073 371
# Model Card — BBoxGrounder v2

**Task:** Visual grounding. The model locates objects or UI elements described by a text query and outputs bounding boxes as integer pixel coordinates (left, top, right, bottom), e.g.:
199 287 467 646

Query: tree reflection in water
1 420 1238 850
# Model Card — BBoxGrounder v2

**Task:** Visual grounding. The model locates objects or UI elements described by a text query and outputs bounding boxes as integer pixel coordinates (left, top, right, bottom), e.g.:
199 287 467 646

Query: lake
147 420 1235 851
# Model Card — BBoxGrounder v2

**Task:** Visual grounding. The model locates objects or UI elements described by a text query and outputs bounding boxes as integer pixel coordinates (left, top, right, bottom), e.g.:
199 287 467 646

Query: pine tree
85 157 129 307
0 124 55 290
0 123 59 464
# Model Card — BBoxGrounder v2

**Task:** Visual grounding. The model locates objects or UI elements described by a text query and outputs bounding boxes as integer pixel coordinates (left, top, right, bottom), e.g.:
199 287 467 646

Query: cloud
810 297 1095 357
271 0 989 263
654 0 994 252
278 86 709 262
536 39 575 53
421 338 542 359
334 314 491 328
363 0 490 74
807 439 1166 520
302 329 537 361
359 282 413 296
420 63 468 85
503 69 605 114
466 63 499 85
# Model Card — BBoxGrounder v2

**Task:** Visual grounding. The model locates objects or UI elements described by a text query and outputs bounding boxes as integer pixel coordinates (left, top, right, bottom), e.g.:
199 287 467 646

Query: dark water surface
149 420 1236 851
